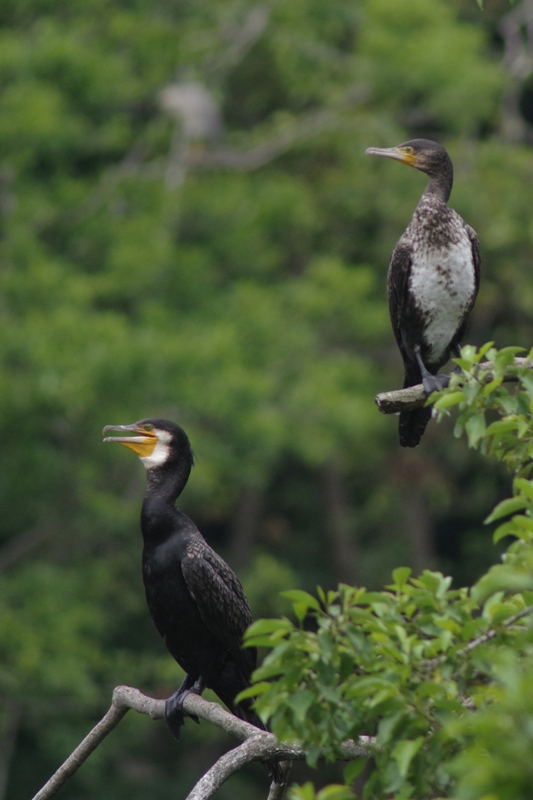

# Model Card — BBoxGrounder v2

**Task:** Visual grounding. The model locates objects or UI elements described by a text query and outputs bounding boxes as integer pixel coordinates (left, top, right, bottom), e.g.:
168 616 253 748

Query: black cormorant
366 139 480 447
103 418 283 783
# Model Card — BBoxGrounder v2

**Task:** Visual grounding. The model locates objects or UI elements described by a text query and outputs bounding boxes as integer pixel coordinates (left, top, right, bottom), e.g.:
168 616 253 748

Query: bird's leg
450 342 463 374
165 674 201 741
414 346 451 393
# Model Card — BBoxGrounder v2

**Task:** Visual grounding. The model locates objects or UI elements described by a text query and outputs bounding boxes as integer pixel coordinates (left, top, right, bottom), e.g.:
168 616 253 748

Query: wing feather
181 544 255 675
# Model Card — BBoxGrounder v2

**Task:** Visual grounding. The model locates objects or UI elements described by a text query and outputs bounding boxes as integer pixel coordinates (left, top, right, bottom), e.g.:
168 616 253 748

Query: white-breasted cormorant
366 139 480 447
103 418 283 783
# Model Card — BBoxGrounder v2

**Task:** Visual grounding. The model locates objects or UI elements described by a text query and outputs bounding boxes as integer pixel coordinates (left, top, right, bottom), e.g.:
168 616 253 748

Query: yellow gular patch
119 437 157 458
399 150 417 167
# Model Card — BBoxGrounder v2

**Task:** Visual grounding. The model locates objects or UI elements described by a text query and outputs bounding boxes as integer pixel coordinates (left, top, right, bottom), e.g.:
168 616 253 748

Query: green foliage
243 571 529 797
242 345 533 799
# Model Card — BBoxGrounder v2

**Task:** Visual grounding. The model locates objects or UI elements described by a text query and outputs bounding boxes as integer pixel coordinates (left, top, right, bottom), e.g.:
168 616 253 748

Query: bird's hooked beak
102 423 158 458
365 145 417 168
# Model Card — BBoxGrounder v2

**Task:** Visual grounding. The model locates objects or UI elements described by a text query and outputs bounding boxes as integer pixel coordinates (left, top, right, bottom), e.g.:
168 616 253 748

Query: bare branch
457 603 533 658
32 608 533 800
184 87 367 171
375 382 430 415
267 763 292 800
207 4 272 77
31 697 129 800
375 357 533 415
31 687 375 800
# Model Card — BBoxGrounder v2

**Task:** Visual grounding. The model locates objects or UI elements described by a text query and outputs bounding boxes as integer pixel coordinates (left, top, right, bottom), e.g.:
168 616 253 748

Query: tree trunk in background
227 485 265 571
394 453 435 575
0 700 20 800
322 462 360 586
402 485 435 575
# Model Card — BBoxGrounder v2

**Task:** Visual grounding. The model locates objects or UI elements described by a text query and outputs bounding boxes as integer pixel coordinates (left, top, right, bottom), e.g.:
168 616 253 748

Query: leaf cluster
242 574 530 798
240 345 533 799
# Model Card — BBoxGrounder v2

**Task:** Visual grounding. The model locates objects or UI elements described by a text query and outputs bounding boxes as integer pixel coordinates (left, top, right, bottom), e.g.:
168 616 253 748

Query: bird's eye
143 424 154 431
404 146 414 154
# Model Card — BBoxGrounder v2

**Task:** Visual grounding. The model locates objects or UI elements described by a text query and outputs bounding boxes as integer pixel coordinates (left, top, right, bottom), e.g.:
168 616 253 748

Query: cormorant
103 418 283 784
365 139 480 447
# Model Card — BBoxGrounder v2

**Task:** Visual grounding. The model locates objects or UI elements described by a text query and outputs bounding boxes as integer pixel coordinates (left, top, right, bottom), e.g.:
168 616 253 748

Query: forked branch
31 686 375 800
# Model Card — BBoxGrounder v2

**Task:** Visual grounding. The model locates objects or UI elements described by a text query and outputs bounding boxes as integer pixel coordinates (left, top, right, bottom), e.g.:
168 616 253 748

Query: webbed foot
422 372 451 394
165 679 204 741
412 345 451 395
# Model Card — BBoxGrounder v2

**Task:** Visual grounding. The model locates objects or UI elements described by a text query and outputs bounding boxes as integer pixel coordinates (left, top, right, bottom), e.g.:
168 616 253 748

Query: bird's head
102 418 194 472
365 138 451 179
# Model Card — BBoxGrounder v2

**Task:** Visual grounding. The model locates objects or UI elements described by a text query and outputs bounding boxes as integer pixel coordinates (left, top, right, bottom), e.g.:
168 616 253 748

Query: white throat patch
140 429 172 470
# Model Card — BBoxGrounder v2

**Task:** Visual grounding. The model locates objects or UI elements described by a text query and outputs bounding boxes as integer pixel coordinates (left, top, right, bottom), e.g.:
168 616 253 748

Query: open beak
365 146 417 168
102 423 158 458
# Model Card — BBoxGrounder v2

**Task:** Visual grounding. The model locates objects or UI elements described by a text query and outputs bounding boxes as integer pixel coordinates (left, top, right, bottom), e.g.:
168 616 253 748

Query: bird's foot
165 681 204 740
422 372 451 395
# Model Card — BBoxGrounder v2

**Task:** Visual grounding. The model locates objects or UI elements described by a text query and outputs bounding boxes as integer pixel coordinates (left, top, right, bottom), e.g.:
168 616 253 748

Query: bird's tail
399 371 432 447
233 701 285 784
399 407 431 447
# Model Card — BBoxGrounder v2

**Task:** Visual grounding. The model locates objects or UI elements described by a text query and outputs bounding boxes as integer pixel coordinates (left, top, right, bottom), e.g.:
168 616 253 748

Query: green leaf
492 520 518 543
432 391 465 409
514 478 533 501
520 374 533 397
476 341 495 361
288 782 316 800
465 411 486 448
391 737 424 778
288 690 315 722
235 682 272 703
391 567 412 589
485 419 521 436
344 759 366 784
244 618 294 639
281 590 321 611
316 786 356 800
485 497 530 524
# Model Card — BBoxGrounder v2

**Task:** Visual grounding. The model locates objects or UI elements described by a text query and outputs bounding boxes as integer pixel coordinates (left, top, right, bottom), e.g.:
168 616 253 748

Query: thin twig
457 604 533 657
423 604 533 673
185 87 367 171
375 357 533 415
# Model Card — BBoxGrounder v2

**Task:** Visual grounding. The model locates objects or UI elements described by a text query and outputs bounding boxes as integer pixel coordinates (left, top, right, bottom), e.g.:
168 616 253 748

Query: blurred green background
1 0 532 797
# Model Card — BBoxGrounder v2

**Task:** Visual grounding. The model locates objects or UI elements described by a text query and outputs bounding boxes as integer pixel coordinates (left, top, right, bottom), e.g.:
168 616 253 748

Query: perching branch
32 604 533 800
375 357 533 415
31 686 375 800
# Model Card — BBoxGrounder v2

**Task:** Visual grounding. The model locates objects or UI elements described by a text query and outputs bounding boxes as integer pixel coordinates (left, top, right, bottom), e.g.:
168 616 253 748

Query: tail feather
399 406 432 447
399 367 432 448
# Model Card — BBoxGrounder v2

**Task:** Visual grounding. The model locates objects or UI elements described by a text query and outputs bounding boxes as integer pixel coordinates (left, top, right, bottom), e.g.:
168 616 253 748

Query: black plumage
366 138 480 447
103 418 283 784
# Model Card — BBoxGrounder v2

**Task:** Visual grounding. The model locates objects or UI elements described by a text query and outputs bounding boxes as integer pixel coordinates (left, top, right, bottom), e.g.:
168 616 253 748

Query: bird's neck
140 461 191 544
423 167 453 204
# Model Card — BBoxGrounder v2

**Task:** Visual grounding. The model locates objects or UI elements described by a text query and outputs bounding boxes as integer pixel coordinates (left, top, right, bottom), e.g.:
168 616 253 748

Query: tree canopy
2 1 533 798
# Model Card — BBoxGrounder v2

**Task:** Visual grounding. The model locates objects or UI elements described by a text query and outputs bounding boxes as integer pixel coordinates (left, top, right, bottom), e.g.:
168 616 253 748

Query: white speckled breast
409 232 476 363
